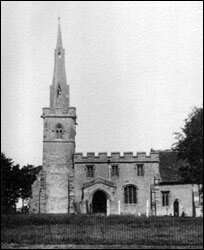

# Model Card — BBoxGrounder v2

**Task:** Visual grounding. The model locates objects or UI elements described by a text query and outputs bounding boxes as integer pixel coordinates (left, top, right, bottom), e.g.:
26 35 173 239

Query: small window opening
137 164 144 176
161 191 170 206
111 165 119 177
86 165 94 178
56 124 63 139
57 84 62 97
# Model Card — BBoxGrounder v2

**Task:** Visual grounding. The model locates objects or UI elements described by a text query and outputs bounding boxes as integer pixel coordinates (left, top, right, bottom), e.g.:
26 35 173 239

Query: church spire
50 18 70 110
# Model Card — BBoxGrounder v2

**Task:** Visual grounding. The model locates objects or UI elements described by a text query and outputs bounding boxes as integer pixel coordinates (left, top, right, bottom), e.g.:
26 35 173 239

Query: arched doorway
92 190 107 214
174 200 179 217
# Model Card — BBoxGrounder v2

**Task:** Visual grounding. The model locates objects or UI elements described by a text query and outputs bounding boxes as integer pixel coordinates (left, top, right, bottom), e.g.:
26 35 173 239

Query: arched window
124 185 137 204
56 124 63 139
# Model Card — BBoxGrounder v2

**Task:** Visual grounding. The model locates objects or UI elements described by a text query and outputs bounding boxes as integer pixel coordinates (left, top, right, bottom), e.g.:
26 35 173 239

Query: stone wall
153 183 202 217
74 151 160 215
40 106 76 214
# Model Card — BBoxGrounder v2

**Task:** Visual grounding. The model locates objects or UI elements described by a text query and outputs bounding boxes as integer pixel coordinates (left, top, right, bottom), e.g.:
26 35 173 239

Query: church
30 21 202 217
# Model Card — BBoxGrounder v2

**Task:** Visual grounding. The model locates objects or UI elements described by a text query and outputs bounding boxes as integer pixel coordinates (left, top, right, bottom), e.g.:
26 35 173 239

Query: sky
1 1 203 166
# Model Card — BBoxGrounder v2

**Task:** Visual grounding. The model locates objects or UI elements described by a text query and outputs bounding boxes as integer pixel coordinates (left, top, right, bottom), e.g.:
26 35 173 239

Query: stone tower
40 19 77 213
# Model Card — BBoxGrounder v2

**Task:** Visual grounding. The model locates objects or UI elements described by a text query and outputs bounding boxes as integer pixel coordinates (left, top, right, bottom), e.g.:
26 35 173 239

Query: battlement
74 151 159 163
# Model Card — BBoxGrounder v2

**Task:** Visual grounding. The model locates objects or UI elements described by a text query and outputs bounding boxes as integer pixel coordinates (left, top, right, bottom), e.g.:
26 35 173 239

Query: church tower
40 19 77 213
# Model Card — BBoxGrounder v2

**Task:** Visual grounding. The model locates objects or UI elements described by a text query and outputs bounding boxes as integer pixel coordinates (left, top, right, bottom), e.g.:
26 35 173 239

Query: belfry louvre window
137 164 144 176
124 185 137 204
86 165 94 178
56 124 63 139
161 191 170 206
112 165 119 177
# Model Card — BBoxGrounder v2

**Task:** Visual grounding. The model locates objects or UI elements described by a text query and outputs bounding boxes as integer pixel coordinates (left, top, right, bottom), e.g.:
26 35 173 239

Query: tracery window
161 191 170 206
111 165 119 177
124 185 137 204
137 164 144 176
56 124 63 139
86 165 94 178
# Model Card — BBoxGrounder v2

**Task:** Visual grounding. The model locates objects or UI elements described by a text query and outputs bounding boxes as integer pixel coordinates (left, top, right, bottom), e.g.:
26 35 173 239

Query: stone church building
30 21 202 217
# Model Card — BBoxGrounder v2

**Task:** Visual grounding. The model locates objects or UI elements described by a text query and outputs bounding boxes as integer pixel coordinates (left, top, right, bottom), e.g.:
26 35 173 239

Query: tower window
58 52 61 58
56 124 63 139
124 185 137 204
137 164 144 176
161 191 170 206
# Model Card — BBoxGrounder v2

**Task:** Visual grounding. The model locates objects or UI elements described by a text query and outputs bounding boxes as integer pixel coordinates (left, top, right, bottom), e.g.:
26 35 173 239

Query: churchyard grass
1 214 203 246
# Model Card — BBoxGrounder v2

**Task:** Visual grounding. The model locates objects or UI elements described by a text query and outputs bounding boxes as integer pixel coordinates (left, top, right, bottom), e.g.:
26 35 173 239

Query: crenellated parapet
74 151 159 164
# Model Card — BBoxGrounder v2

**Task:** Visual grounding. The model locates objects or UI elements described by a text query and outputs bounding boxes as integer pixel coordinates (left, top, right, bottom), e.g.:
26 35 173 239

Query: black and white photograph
1 1 203 249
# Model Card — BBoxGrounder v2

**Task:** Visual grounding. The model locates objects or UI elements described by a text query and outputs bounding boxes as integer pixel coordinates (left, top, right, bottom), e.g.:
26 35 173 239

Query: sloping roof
157 150 186 183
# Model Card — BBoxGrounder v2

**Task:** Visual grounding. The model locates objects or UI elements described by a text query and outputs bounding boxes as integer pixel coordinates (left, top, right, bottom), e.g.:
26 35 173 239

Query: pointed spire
50 17 69 110
56 16 63 48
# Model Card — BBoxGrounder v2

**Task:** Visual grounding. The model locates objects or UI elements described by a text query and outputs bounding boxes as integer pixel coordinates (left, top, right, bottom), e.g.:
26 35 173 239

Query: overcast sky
1 1 203 166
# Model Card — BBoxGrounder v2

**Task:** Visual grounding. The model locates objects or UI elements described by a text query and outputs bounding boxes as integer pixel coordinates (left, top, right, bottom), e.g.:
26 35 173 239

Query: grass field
1 214 203 246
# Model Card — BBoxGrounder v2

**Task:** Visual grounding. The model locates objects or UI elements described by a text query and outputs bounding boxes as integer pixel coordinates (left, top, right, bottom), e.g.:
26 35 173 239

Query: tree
1 152 42 213
1 153 21 213
19 164 42 212
173 107 203 186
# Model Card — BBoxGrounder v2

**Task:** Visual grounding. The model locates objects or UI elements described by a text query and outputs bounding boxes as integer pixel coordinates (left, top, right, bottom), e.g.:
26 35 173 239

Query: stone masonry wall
155 184 201 217
74 152 160 215
41 107 76 214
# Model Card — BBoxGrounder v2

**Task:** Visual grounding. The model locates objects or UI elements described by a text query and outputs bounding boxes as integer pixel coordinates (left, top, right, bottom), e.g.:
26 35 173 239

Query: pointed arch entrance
174 199 179 217
92 190 107 214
